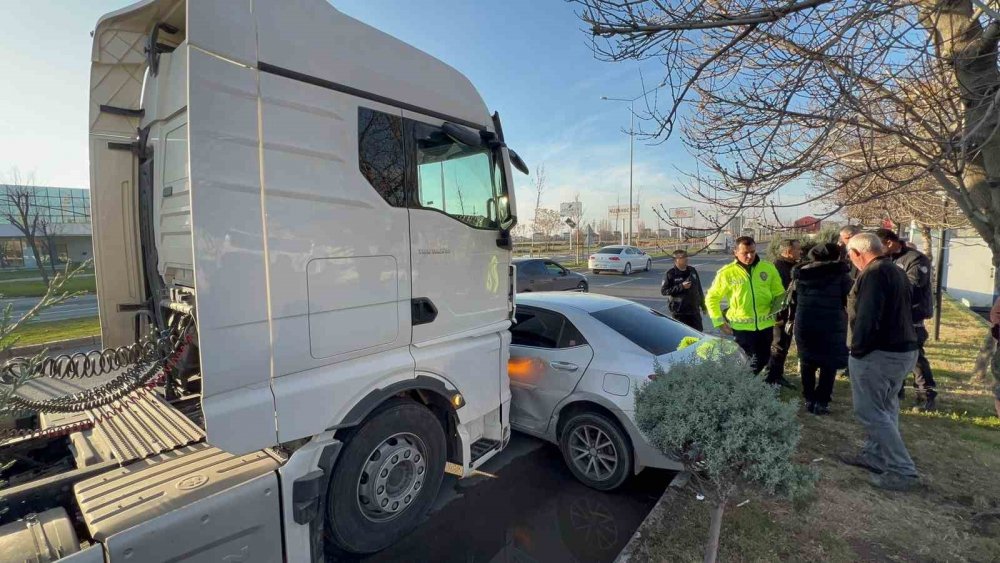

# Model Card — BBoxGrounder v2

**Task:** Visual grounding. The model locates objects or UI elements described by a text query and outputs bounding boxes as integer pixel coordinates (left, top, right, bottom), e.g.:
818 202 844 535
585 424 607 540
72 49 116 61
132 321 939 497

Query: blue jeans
849 350 920 478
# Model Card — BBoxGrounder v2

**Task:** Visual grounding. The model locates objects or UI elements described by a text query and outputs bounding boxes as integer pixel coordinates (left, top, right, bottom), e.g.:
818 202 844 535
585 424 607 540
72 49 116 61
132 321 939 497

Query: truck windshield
415 128 510 229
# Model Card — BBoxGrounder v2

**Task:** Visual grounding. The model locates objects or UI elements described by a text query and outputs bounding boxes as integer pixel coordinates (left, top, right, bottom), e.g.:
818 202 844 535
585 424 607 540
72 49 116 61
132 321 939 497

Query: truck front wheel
326 400 446 554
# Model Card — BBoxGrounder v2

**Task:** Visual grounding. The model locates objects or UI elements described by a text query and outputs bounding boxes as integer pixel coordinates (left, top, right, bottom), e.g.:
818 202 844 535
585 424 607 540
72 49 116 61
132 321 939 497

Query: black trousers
734 329 773 375
766 322 792 382
910 325 937 396
673 312 704 332
801 361 836 405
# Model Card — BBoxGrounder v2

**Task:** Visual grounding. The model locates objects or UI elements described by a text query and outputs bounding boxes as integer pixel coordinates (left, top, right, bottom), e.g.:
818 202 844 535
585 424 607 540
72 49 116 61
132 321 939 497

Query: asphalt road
4 294 98 323
582 253 732 334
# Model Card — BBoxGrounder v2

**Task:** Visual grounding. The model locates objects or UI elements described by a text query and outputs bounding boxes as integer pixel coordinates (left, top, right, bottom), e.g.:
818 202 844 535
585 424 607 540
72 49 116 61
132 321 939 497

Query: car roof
515 291 633 314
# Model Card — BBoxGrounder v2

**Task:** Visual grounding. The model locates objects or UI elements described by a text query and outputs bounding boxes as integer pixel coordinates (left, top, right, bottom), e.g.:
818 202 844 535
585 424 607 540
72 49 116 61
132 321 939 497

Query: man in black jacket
661 249 707 331
764 239 800 389
876 228 938 410
841 233 920 491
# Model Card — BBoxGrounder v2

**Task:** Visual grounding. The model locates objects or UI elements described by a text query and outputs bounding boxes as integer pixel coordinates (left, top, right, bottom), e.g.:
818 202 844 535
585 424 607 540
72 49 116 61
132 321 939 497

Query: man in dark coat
839 225 862 280
841 233 920 491
789 243 852 415
764 239 800 389
661 249 707 331
876 228 938 410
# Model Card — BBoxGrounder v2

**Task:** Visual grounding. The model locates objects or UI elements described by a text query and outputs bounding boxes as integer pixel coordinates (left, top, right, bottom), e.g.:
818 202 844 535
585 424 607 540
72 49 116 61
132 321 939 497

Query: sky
0 0 755 230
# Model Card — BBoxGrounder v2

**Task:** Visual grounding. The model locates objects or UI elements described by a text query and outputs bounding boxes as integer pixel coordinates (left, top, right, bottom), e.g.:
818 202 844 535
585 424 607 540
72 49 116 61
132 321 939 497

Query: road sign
564 218 577 228
560 201 582 218
669 207 694 219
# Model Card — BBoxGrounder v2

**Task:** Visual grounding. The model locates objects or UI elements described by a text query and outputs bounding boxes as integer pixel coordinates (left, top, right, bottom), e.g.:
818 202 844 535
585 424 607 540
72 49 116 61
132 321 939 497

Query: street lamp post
601 95 638 245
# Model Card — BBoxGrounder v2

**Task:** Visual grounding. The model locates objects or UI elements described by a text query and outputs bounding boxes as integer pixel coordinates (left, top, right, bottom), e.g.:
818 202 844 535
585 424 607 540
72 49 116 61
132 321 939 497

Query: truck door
403 111 511 418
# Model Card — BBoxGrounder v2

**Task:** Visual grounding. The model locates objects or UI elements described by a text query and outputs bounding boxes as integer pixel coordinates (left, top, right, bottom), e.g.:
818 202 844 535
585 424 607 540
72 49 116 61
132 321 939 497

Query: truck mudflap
73 443 283 562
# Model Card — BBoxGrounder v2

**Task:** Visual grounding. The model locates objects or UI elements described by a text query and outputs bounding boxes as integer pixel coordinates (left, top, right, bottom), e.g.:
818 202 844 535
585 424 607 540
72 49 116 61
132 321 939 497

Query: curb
1 335 101 360
615 471 691 563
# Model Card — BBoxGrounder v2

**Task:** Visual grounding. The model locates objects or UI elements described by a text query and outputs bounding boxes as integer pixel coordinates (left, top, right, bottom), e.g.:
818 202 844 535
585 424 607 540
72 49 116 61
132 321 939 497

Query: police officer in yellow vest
706 236 786 379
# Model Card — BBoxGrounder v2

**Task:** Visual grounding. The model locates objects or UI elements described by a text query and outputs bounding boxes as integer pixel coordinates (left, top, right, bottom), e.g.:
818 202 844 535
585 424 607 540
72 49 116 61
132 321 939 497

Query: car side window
512 308 587 349
544 262 564 275
520 261 545 275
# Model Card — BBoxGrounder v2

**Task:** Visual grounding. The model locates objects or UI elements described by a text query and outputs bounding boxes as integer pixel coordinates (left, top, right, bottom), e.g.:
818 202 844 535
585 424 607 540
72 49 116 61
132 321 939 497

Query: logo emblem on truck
486 255 500 293
177 473 210 490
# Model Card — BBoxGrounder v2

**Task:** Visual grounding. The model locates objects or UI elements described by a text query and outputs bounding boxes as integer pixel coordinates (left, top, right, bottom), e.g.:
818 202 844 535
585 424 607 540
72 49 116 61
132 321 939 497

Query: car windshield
590 304 701 356
596 247 623 254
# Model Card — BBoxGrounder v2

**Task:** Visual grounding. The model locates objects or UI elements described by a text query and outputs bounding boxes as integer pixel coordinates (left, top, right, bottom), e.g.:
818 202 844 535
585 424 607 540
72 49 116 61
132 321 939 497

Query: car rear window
590 304 701 355
596 247 622 254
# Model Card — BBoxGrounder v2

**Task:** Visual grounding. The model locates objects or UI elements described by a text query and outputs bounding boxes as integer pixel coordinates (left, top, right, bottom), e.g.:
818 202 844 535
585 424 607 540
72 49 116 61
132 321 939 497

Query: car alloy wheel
568 424 619 483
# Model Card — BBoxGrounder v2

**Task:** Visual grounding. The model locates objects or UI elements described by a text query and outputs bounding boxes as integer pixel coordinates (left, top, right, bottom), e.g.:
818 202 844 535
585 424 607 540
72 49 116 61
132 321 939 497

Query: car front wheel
645 259 652 272
559 412 632 491
577 281 588 292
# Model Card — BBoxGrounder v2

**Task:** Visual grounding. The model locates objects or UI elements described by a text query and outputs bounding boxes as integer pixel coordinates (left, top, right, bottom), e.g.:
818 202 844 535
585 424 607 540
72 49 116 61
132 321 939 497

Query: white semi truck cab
0 0 526 559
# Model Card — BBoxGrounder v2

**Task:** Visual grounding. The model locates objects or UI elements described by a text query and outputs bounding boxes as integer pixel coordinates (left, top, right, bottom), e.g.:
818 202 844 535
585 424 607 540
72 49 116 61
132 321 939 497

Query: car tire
623 263 632 276
559 412 632 491
592 269 599 275
645 259 652 272
326 399 446 554
577 281 588 292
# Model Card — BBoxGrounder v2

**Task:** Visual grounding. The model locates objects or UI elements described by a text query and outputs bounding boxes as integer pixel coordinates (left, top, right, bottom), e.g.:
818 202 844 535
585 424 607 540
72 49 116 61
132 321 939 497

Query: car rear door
509 307 594 434
521 260 549 291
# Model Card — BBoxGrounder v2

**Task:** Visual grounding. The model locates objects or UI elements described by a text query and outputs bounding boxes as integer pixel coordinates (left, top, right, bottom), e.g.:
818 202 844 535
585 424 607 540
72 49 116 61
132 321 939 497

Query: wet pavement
330 434 673 563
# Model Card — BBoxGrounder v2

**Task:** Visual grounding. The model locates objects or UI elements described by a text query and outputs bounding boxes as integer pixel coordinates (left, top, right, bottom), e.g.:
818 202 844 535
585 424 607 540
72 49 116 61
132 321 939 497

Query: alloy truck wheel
326 400 446 554
559 412 632 491
577 281 588 292
623 263 632 276
645 259 652 272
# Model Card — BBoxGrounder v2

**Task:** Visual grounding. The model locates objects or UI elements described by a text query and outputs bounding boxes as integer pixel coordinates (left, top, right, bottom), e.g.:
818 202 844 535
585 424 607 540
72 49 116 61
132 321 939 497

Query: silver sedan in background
508 292 731 491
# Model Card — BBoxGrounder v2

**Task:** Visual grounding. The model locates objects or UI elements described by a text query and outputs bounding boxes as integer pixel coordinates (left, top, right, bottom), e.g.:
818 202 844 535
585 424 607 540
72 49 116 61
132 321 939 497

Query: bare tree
0 170 49 285
530 165 547 235
37 219 64 278
575 0 1000 294
533 208 563 251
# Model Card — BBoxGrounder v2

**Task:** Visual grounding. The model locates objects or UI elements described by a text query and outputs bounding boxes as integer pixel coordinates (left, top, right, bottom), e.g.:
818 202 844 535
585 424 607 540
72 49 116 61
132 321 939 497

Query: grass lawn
631 296 1000 562
0 276 97 298
0 266 95 282
1 316 100 348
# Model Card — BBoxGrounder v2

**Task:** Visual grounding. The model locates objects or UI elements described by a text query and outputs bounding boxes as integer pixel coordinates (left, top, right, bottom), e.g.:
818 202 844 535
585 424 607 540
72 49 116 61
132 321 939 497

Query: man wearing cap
876 228 938 411
661 249 707 331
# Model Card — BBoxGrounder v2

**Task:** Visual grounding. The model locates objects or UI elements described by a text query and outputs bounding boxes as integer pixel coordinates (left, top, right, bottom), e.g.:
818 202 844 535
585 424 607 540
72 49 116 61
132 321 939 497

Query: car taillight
609 256 620 261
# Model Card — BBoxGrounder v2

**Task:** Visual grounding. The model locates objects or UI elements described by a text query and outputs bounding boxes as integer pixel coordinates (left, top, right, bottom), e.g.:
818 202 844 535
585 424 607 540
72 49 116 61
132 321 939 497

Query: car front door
544 261 571 290
509 307 594 434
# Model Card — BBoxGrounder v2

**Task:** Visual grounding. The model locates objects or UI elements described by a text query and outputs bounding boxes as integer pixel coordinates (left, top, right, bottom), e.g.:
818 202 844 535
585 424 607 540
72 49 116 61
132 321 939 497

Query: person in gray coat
788 243 852 415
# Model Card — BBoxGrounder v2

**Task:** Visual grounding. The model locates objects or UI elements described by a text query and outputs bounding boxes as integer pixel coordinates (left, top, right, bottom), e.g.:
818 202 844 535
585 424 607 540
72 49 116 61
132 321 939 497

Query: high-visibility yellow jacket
705 257 785 331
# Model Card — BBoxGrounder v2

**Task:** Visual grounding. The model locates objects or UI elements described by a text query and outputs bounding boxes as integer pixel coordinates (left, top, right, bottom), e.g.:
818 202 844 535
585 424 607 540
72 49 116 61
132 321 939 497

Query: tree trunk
704 502 725 563
24 235 49 286
45 239 59 277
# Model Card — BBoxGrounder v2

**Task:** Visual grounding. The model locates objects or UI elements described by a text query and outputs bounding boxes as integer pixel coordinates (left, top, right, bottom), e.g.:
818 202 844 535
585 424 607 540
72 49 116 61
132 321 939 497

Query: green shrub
636 350 815 562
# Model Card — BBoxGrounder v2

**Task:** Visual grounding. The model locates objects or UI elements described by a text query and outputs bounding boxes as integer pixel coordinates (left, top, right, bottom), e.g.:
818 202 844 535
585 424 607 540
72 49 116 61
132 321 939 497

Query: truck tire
326 399 446 554
559 412 632 491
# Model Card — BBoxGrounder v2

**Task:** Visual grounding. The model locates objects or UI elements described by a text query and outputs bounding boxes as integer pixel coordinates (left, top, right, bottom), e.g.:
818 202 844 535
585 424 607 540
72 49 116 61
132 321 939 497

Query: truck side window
358 107 406 207
412 122 500 229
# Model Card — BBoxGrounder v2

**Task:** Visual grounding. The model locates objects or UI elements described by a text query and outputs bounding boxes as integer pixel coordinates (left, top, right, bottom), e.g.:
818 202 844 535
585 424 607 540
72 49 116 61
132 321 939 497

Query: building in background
792 215 822 233
0 185 92 269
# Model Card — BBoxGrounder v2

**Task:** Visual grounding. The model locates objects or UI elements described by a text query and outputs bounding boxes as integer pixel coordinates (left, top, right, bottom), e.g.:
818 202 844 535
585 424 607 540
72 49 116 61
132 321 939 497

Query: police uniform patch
760 272 768 281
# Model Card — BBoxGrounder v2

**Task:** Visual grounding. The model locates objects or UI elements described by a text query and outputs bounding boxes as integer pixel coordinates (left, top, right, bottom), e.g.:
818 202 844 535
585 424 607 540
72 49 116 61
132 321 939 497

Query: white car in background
508 292 734 491
587 245 652 275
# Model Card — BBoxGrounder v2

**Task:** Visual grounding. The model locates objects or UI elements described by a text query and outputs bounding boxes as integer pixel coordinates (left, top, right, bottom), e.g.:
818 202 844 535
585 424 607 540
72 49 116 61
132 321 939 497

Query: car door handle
549 361 579 372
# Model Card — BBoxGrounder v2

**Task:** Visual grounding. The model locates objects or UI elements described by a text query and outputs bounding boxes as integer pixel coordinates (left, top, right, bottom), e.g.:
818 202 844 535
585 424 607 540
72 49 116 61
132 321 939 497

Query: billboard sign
608 204 640 218
669 207 694 219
